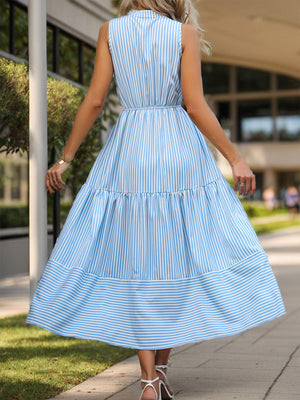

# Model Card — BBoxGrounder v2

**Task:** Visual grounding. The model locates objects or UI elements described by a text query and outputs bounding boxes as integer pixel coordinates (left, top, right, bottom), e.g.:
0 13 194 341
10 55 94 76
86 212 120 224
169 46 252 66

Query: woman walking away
26 0 286 399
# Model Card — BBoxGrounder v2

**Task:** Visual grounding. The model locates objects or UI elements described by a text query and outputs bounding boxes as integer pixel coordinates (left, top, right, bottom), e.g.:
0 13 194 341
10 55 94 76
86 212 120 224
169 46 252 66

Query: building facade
203 63 300 200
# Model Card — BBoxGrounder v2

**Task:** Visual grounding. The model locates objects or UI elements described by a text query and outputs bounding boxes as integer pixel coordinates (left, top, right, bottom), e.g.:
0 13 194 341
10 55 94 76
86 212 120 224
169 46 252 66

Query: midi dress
26 8 286 350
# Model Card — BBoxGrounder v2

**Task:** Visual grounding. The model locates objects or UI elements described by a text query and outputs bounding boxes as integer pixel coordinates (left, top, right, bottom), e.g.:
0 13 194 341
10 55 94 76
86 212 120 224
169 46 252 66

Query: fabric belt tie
122 104 182 111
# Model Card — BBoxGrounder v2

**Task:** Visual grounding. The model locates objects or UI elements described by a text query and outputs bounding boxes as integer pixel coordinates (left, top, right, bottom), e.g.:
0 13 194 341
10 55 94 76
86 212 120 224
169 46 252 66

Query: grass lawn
242 202 289 218
252 217 300 235
0 314 136 400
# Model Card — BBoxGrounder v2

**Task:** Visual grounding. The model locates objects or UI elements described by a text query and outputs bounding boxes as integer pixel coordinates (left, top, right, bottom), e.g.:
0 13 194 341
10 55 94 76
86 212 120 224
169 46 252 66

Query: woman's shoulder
107 13 129 27
181 23 198 38
181 24 199 52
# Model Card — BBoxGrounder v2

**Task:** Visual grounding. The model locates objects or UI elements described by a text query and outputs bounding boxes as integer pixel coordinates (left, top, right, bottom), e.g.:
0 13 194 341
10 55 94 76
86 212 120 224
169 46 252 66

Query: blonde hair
118 0 212 56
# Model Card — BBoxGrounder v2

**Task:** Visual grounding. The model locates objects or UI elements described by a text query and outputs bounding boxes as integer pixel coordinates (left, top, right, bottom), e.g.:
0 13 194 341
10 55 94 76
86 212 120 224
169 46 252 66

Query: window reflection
0 163 5 199
251 171 263 201
237 66 270 92
217 102 231 139
202 63 230 94
83 45 96 87
14 5 28 60
277 97 300 141
59 32 79 82
10 164 21 200
277 74 300 90
277 115 300 141
238 99 273 141
47 26 54 72
278 171 300 189
0 0 9 52
241 116 273 142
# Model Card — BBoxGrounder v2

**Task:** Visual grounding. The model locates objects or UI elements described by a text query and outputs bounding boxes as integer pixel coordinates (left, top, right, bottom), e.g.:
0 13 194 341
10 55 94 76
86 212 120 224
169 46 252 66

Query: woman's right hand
231 157 256 197
45 158 71 194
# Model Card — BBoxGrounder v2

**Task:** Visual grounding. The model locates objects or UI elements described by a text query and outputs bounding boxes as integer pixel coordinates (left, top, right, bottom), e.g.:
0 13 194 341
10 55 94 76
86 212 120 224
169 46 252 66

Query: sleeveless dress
26 9 286 350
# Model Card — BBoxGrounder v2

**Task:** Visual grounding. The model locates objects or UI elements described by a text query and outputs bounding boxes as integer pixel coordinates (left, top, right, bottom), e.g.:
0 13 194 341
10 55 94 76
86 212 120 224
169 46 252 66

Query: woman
26 1 286 399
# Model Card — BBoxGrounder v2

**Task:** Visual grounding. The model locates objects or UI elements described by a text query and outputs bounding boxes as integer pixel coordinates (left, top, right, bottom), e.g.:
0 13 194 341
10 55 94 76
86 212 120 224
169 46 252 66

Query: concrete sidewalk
1 226 300 399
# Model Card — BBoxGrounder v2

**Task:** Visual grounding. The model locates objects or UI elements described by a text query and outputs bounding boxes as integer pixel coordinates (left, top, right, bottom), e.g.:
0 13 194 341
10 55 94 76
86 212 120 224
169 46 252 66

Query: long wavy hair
118 0 212 56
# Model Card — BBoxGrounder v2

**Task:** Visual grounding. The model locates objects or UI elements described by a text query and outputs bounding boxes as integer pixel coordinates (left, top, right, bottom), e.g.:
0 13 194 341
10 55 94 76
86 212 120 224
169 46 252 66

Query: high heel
155 362 175 399
139 375 162 400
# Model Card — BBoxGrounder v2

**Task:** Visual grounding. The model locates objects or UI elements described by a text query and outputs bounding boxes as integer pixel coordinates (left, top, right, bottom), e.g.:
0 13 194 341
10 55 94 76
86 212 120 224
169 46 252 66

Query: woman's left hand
231 157 256 197
45 159 70 194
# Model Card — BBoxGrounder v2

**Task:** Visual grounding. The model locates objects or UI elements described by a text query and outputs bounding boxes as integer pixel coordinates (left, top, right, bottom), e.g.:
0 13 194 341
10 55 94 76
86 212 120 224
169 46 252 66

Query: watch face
58 160 64 164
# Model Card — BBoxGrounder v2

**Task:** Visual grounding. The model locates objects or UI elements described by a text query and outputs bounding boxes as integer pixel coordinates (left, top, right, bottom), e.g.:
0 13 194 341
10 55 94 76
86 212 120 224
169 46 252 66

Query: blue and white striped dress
26 9 286 350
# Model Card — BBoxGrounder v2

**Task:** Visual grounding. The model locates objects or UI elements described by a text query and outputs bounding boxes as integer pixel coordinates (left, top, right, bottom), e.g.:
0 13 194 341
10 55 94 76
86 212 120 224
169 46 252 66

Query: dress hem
26 249 286 350
26 309 286 350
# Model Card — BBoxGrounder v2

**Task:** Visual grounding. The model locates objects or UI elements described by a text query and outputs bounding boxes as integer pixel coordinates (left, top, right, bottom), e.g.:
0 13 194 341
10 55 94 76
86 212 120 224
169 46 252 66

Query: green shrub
0 202 73 228
0 56 120 197
242 201 287 217
0 205 29 228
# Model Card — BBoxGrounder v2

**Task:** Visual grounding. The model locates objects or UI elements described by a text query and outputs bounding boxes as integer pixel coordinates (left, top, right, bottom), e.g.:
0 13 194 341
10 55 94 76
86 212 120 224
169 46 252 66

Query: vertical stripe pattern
26 9 286 350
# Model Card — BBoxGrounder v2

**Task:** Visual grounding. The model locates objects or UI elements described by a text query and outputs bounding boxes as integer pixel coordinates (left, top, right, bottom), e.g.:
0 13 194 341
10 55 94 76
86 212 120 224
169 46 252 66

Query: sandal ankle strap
139 376 160 400
155 366 168 382
141 376 160 384
155 362 169 368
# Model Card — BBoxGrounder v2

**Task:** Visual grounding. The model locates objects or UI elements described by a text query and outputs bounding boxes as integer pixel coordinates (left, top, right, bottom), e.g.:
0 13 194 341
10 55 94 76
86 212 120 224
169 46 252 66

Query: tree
0 56 120 197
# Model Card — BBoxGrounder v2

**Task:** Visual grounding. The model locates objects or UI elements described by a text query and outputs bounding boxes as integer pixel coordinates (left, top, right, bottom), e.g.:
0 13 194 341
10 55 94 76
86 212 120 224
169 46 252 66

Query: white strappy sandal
155 362 175 399
139 375 162 400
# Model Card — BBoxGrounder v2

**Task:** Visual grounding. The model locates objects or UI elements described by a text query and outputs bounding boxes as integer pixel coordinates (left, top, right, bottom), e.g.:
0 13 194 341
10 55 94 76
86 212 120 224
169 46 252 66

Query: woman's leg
155 348 174 396
137 349 160 399
155 348 172 365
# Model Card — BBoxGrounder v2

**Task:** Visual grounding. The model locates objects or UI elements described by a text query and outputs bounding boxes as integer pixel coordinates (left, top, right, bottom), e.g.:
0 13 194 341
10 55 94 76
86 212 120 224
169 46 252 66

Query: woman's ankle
141 370 159 381
155 359 168 366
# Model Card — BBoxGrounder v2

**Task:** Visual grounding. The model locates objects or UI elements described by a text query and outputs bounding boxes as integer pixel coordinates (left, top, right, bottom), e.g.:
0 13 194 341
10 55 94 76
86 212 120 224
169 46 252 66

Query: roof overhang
198 0 300 78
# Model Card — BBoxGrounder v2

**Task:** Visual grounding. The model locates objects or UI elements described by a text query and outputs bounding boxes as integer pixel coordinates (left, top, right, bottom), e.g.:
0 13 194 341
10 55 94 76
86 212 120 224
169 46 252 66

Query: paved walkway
1 225 300 399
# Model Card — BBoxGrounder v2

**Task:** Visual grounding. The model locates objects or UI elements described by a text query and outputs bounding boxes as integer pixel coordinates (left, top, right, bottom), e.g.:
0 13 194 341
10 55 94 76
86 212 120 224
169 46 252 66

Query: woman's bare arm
63 21 114 161
180 24 255 196
46 21 113 194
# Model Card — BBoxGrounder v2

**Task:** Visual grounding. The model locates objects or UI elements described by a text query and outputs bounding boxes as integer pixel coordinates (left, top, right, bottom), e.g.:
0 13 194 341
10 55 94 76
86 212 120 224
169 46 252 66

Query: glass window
277 97 300 141
277 74 300 90
0 162 5 199
278 171 300 190
251 171 263 201
15 5 28 60
47 26 54 72
10 164 21 200
202 63 230 94
59 32 79 82
0 0 9 52
238 99 273 141
83 44 96 87
237 66 270 92
217 102 231 139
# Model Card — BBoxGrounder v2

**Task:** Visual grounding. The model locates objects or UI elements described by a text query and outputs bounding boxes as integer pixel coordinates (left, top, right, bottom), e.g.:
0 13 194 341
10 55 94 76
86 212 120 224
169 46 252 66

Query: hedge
0 203 73 229
0 56 120 197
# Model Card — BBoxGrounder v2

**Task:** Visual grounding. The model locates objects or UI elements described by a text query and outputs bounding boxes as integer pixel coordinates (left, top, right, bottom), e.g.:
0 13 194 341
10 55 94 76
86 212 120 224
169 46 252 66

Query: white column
28 0 48 301
263 168 277 192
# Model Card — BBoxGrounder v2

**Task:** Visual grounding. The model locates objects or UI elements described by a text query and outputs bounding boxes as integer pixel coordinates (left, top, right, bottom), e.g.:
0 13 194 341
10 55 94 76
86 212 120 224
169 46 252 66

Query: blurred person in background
284 185 299 217
263 186 277 211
